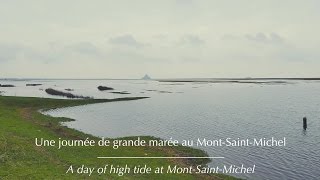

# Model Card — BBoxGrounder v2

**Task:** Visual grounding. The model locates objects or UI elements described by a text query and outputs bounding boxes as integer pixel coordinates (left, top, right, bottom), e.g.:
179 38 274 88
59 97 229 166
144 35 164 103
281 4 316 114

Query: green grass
0 96 238 179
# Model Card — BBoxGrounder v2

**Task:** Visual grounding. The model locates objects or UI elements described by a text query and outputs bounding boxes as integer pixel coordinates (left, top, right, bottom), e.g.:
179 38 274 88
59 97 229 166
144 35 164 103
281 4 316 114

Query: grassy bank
0 96 237 179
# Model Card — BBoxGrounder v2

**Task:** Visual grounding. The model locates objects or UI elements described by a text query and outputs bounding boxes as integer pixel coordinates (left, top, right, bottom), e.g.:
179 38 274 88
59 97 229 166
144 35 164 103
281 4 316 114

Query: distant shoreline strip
97 157 224 159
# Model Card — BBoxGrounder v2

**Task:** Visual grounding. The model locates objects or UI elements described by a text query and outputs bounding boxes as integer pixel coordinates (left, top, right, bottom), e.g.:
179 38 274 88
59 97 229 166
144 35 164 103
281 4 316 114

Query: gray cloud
245 33 285 44
108 34 146 48
179 35 205 46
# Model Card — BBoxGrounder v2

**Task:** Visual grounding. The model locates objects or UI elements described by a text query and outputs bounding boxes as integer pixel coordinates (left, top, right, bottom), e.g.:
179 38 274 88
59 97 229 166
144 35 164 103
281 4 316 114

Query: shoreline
0 96 238 179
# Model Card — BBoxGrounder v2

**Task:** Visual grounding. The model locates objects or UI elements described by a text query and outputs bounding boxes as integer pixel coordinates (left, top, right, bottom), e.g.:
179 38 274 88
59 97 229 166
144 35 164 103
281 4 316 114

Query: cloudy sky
0 0 319 78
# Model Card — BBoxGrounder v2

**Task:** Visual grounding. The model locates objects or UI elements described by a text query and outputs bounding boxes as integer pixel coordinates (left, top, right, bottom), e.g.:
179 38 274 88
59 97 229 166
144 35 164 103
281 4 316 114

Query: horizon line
1 77 320 81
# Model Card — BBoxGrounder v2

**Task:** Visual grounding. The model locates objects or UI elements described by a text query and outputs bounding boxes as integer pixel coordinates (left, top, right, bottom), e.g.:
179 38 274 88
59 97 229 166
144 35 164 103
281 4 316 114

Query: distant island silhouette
142 74 151 80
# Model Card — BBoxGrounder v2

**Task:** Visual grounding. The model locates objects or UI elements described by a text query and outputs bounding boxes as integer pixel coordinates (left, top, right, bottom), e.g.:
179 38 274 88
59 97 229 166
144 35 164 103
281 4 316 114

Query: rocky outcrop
45 88 91 99
97 86 114 91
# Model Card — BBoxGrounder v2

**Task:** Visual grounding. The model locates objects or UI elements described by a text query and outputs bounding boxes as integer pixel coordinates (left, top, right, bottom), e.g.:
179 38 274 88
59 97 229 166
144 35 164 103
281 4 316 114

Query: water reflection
302 129 307 136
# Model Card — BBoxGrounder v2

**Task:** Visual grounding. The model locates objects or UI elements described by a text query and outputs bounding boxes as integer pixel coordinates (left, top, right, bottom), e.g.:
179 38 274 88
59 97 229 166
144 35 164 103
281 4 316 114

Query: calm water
1 79 320 179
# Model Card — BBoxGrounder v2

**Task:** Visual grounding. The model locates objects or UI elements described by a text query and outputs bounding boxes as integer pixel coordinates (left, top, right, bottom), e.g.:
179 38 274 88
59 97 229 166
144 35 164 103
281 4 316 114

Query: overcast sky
0 0 319 78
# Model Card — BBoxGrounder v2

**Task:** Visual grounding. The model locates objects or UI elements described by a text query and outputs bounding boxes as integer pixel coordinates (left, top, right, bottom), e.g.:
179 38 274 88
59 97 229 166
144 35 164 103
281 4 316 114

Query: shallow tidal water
1 79 320 179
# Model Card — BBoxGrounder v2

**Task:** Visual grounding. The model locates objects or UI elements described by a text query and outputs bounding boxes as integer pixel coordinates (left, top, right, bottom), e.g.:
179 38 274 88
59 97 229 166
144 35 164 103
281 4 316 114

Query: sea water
1 79 320 179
